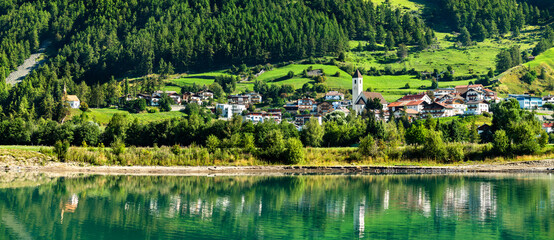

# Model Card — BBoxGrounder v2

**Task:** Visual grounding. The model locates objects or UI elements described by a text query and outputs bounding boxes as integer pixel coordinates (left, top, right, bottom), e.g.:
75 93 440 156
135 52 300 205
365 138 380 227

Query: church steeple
352 69 363 110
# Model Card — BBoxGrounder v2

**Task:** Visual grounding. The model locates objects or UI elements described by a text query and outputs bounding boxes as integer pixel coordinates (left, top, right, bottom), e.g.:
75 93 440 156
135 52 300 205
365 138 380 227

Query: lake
0 173 552 239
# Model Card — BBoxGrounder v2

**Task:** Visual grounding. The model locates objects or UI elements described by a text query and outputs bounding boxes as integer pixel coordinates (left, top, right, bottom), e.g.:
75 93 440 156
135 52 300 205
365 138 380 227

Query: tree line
0 98 548 163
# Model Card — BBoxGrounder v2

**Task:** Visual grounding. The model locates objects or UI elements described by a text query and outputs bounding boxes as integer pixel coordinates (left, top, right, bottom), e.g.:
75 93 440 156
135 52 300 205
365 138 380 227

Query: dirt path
5 41 51 85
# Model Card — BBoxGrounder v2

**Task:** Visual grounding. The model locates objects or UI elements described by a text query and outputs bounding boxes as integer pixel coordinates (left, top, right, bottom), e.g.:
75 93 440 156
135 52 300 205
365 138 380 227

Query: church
351 69 388 114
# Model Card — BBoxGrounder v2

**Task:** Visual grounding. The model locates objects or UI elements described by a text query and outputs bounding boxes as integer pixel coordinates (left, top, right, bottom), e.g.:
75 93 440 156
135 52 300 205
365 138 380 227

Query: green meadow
69 108 186 125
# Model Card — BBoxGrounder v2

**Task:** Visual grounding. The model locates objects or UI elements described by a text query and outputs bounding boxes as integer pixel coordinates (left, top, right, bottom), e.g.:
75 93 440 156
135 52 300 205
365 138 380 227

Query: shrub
446 143 465 162
79 102 89 112
171 144 181 155
287 71 294 79
283 138 304 164
111 138 126 156
206 135 220 153
422 130 447 161
492 130 509 156
358 135 378 157
54 140 70 162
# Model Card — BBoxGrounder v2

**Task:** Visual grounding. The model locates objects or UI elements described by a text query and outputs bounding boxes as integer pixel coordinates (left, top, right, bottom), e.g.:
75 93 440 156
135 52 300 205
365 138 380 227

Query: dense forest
428 0 553 43
0 0 438 121
0 0 434 83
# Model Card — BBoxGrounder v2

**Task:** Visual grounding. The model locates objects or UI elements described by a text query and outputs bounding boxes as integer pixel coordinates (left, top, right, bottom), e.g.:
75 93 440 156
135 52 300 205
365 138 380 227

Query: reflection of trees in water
0 175 551 239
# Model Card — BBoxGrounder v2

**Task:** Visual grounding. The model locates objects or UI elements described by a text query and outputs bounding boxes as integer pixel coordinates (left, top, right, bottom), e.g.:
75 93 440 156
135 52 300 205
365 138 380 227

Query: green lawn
70 108 186 125
373 0 425 11
526 46 554 69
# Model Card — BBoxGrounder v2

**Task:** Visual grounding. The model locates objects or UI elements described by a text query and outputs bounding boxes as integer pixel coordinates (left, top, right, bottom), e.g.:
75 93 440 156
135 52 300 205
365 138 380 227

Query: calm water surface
0 174 552 239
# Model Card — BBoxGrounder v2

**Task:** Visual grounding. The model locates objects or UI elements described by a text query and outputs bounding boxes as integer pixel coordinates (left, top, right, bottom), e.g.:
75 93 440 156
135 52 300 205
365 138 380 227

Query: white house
65 95 81 109
508 94 543 109
433 88 456 98
244 112 282 124
325 91 345 101
216 104 246 118
465 100 489 115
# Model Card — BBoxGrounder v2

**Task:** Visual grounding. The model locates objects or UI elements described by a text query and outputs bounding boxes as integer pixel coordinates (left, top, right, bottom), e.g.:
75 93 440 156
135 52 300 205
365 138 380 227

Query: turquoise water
0 174 552 239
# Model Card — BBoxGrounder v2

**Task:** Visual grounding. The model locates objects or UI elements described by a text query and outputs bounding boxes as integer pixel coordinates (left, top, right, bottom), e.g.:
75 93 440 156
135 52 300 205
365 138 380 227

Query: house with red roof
421 102 455 118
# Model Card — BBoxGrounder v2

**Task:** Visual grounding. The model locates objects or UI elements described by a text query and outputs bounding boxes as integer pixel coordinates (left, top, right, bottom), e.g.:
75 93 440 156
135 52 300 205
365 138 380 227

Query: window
354 80 356 84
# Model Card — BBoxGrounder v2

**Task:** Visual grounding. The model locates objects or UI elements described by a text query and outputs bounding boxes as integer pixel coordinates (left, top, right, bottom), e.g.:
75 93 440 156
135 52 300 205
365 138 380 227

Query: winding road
5 41 50 85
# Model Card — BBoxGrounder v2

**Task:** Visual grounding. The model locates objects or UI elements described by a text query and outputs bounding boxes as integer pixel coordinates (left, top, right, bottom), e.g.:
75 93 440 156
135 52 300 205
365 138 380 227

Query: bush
147 107 159 113
54 140 70 162
79 102 89 112
171 144 181 155
111 138 126 156
422 130 447 161
446 143 465 162
492 130 509 156
287 71 294 79
283 138 304 164
358 135 378 157
206 135 220 153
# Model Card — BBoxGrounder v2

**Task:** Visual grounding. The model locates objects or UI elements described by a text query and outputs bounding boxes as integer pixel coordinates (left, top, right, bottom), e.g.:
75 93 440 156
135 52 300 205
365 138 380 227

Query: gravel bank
1 157 553 176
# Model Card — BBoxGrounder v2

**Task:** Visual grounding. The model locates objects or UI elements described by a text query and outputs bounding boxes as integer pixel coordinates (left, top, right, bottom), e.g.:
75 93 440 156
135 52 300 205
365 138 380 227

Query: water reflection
0 174 552 239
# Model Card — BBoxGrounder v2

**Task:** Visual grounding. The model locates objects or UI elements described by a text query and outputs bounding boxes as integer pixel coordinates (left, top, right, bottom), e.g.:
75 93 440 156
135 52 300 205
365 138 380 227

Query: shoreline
3 159 554 176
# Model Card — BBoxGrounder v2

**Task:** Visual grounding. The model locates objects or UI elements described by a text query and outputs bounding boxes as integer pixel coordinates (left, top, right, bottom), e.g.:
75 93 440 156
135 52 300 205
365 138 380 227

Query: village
61 69 553 133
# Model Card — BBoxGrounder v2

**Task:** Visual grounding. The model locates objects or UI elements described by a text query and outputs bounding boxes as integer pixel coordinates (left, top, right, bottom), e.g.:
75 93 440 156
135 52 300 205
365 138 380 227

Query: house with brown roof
325 91 345 101
64 95 80 109
317 101 334 114
455 84 484 94
421 102 455 118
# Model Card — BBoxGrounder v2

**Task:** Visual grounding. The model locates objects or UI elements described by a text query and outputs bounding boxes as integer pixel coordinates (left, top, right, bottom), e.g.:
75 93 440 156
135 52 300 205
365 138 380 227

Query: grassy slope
68 108 186 125
350 27 540 78
496 46 554 96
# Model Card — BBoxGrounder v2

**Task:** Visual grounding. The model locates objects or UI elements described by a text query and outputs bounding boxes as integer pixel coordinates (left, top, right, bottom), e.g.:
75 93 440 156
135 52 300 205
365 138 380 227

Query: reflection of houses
353 197 366 239
244 111 282 124
60 194 79 223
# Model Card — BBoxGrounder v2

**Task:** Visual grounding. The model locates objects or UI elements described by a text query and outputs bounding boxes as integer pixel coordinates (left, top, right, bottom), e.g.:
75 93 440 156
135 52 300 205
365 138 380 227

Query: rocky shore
2 158 553 176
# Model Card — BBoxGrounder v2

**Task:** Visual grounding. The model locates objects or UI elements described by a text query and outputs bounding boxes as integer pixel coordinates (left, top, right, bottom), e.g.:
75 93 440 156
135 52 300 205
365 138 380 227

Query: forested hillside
0 0 434 83
1 0 554 122
428 0 552 43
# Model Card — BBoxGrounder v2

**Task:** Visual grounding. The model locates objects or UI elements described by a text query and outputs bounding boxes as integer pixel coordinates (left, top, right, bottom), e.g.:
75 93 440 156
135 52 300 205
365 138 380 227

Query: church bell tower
352 69 363 110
